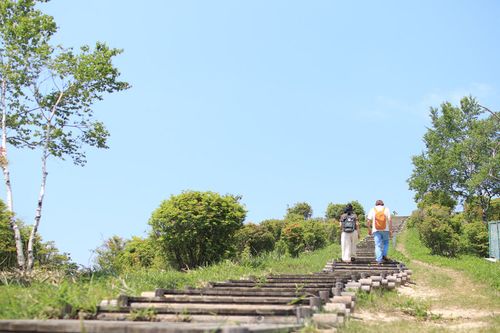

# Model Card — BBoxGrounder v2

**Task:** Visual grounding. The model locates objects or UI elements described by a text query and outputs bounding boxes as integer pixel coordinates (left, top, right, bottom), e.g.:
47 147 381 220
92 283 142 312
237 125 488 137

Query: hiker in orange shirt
366 200 393 264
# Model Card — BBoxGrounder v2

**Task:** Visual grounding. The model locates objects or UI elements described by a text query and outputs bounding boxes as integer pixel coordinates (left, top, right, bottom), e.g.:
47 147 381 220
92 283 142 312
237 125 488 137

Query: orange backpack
374 207 387 230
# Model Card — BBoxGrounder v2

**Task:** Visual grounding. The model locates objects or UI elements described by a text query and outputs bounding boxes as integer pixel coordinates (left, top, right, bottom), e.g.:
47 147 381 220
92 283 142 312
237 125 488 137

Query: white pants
341 231 358 262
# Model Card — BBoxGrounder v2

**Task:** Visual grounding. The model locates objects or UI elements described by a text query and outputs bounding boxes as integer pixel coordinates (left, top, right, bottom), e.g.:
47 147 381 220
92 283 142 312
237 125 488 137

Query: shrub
234 223 275 256
281 219 329 257
259 219 285 240
281 222 304 257
325 203 344 220
0 200 17 269
461 221 489 257
94 236 127 273
416 205 462 256
285 202 313 220
350 200 366 221
149 191 246 270
302 219 328 251
121 237 165 271
326 201 365 222
323 218 340 243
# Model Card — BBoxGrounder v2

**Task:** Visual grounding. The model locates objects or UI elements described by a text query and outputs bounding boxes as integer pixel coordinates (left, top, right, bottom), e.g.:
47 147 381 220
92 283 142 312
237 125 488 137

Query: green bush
259 219 285 240
325 203 345 220
149 191 246 270
94 236 127 273
121 237 165 271
0 200 17 269
350 200 366 221
234 223 275 256
461 221 489 257
281 219 329 257
416 205 462 256
285 202 313 220
326 201 365 222
323 218 340 243
0 199 75 271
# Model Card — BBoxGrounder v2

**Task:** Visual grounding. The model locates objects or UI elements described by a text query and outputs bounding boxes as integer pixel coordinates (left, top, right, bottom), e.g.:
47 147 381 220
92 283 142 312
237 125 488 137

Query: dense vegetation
407 97 499 258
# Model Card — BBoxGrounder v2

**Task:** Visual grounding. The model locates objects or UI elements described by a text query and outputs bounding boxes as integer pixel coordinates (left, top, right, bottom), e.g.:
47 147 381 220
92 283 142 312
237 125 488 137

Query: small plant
174 308 192 322
288 295 306 305
299 320 320 333
396 299 441 321
128 307 157 321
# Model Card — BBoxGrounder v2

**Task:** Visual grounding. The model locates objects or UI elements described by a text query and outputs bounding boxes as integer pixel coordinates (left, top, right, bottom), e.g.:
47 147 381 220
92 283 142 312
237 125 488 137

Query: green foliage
0 200 16 269
281 219 330 257
33 240 77 272
415 205 462 256
285 202 313 220
0 243 340 319
148 191 246 270
349 200 366 220
234 223 275 256
128 307 157 322
487 198 500 221
94 236 164 274
0 0 129 272
325 203 344 220
259 219 285 240
121 237 164 271
416 191 457 210
325 200 365 221
323 218 340 243
0 197 75 271
461 221 489 257
400 226 500 291
408 97 500 220
93 236 126 273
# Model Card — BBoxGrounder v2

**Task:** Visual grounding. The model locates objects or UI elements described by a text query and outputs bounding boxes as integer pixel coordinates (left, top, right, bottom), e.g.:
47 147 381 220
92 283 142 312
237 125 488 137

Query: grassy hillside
0 243 340 319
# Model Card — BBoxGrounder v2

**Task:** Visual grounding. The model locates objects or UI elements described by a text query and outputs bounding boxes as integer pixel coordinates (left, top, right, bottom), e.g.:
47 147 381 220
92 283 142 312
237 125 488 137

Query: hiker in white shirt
366 200 393 264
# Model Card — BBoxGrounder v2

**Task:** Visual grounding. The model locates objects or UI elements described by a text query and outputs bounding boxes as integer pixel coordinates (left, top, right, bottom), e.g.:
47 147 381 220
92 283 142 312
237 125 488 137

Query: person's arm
366 209 372 235
388 209 393 236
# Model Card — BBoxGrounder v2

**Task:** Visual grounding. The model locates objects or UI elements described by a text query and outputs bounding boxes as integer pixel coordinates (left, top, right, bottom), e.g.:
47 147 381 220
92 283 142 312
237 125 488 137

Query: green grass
0 244 340 319
398 227 500 291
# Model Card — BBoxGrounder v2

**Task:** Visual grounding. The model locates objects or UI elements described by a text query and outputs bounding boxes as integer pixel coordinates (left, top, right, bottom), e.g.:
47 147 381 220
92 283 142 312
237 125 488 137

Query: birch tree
408 97 500 223
0 0 129 271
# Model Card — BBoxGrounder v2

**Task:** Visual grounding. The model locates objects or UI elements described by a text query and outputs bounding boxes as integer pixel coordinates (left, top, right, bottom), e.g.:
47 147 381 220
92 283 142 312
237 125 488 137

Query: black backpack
342 214 356 233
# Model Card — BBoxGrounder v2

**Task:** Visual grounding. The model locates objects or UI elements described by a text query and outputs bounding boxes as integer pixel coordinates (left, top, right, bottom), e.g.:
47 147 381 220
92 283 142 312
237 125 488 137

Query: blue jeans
373 231 390 263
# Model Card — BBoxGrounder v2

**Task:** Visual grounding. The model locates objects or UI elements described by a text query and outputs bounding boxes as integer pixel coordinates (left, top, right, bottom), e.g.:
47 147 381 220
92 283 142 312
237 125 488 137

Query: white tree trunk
27 149 48 270
1 79 26 269
27 91 63 271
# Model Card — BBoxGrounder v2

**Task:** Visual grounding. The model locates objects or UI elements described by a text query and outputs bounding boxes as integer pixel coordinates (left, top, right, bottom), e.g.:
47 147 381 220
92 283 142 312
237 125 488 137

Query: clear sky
8 0 500 266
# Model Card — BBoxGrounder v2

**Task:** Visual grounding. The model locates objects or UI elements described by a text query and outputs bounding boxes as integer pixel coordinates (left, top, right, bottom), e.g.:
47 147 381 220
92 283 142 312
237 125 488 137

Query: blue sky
8 0 500 266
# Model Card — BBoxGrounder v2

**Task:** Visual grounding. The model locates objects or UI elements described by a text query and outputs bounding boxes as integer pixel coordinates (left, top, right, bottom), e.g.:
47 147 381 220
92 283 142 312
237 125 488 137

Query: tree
408 97 499 223
0 0 129 270
93 235 127 273
149 191 246 270
325 203 345 220
285 202 313 220
325 201 365 221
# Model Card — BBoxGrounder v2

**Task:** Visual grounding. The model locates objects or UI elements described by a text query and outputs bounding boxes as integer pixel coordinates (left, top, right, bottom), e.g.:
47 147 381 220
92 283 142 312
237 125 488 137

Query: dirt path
349 234 500 332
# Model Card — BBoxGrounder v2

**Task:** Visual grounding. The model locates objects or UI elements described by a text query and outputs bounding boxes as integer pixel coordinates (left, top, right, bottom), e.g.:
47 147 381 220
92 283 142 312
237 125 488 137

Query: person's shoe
351 257 356 263
382 256 390 262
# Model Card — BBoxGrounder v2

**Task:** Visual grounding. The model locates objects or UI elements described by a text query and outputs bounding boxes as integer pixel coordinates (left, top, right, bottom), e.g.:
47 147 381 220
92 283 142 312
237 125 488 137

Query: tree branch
478 104 500 122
